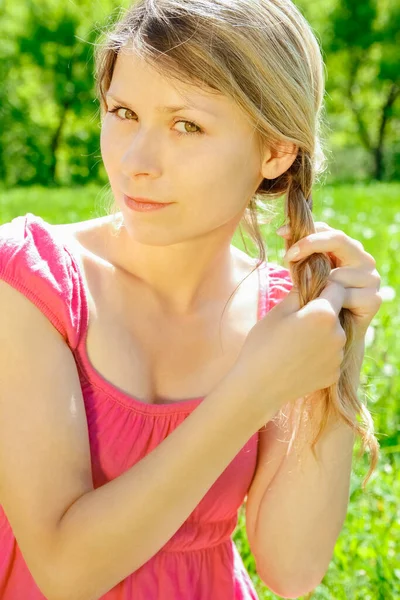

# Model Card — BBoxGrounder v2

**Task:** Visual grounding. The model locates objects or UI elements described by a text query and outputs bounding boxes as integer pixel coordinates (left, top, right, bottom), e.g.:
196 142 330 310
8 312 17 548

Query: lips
125 195 171 205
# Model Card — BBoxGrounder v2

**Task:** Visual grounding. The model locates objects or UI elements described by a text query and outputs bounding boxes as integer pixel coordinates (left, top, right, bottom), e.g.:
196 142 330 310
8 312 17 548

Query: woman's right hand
226 279 348 425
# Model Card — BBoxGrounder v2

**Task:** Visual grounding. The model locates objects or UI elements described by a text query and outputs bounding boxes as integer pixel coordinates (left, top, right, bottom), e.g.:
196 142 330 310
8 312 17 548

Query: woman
0 0 382 599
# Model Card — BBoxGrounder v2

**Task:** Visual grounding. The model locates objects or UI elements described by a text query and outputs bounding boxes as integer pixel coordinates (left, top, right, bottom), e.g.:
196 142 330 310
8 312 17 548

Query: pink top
0 213 293 599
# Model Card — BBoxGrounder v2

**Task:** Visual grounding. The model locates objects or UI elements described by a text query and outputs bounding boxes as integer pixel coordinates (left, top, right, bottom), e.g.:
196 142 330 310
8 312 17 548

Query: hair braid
279 149 379 489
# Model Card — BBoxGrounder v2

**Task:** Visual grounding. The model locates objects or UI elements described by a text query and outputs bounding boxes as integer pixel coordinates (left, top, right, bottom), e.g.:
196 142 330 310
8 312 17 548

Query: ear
261 142 298 180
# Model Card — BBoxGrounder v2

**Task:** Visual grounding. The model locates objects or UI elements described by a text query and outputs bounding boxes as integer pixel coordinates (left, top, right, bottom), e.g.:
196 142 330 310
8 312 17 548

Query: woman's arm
246 341 364 599
54 374 270 600
0 281 273 600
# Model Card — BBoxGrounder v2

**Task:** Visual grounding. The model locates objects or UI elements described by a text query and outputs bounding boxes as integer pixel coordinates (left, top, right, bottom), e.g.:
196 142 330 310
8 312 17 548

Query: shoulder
0 213 63 271
52 214 119 263
0 213 88 348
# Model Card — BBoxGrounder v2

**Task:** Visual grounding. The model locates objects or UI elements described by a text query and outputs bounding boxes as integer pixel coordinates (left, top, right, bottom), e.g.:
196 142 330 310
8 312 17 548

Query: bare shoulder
51 215 127 277
230 243 261 270
52 215 115 247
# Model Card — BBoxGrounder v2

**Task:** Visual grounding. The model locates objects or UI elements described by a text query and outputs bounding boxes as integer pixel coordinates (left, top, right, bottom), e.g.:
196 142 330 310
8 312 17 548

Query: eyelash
107 105 203 137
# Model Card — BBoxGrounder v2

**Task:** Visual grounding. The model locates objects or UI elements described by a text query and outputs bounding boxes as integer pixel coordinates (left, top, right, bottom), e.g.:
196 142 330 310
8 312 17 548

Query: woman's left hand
277 221 383 342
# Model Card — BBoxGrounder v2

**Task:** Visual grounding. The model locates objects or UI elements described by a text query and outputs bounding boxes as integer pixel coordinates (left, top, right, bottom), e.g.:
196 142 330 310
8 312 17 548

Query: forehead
110 49 231 118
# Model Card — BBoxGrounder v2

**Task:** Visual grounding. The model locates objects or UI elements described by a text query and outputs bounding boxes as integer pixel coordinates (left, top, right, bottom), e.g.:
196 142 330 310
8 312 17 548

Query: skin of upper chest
54 219 261 404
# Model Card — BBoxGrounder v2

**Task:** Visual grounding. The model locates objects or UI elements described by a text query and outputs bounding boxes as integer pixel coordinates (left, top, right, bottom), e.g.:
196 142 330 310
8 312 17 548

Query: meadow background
0 0 399 598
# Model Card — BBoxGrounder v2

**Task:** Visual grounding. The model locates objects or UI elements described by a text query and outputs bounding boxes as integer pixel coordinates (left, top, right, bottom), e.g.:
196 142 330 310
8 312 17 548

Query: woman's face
100 49 272 246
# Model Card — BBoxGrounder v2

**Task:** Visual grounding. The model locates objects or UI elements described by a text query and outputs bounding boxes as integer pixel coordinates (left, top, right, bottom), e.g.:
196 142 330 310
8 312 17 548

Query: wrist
216 364 280 431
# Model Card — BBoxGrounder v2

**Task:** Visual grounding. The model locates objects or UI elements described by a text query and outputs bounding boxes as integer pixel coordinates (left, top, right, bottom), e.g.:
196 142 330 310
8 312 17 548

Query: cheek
100 122 121 167
208 143 256 196
213 138 251 177
100 127 111 164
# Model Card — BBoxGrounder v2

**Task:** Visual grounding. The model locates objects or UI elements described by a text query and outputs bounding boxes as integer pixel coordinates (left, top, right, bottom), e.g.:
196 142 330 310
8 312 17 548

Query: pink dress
0 213 293 599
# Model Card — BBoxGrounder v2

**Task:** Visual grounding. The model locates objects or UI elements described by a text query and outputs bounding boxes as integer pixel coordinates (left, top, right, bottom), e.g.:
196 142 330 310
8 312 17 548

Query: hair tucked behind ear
93 0 379 489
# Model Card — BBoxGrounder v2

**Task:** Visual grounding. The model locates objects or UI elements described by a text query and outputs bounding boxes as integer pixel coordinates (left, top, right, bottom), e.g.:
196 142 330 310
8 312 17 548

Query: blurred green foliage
0 0 399 188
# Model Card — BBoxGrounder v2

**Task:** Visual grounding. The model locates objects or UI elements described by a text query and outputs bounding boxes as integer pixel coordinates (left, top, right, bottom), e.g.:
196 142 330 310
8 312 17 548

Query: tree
324 0 400 180
16 0 98 185
0 0 126 187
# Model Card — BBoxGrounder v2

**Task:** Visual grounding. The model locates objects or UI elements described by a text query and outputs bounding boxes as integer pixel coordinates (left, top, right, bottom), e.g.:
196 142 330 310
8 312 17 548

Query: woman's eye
108 106 134 120
174 121 202 136
107 106 203 136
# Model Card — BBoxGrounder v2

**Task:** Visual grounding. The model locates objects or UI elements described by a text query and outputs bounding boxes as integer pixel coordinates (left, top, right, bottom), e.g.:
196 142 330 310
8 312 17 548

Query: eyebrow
105 93 217 116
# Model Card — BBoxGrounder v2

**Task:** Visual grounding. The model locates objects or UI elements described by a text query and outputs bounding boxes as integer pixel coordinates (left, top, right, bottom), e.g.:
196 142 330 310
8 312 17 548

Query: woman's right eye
108 106 135 121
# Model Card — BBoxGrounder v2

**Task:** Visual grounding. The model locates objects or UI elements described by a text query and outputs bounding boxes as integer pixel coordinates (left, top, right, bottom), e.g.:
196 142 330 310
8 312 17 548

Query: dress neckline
52 215 270 415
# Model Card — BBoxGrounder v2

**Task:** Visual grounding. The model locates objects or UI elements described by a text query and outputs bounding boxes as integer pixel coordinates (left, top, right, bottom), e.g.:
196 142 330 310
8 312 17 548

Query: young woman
0 0 382 599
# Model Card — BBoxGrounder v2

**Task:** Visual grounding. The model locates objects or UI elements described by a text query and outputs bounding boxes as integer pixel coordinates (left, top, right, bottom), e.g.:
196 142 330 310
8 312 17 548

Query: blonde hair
93 0 378 489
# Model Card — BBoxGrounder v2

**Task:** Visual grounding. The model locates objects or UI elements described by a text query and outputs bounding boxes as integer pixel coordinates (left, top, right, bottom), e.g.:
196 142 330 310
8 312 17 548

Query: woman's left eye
174 120 203 136
107 106 203 136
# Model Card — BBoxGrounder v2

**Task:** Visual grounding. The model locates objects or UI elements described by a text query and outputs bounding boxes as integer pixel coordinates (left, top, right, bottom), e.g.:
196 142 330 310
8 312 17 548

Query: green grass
1 182 399 599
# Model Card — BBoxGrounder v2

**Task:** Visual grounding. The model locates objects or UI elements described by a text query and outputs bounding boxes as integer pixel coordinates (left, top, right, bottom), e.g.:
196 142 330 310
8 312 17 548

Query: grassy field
1 182 399 599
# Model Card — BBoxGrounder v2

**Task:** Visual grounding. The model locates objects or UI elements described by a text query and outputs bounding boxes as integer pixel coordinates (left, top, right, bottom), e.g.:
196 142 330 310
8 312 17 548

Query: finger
270 285 302 317
286 230 369 268
328 267 381 290
310 280 346 317
341 286 383 314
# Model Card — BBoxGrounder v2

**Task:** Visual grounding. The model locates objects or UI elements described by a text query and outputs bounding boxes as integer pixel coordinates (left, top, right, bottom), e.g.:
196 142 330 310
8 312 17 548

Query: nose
120 129 162 178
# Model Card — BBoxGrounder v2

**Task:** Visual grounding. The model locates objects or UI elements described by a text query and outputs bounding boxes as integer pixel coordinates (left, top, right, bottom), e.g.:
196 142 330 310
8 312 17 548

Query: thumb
273 280 345 319
271 284 302 317
309 279 346 317
302 280 346 316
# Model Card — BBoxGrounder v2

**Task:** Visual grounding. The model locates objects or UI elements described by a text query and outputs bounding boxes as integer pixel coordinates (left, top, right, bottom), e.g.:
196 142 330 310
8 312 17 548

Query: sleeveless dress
0 213 293 599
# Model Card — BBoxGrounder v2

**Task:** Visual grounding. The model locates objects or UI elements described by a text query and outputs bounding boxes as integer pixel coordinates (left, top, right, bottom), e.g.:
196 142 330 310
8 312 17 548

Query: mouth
124 195 172 205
